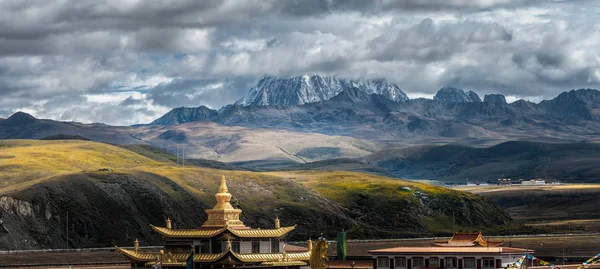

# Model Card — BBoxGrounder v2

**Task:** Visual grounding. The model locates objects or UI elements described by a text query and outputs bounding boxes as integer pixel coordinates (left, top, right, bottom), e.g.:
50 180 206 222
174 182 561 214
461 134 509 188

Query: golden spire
219 175 228 193
202 176 247 228
275 216 280 229
165 217 172 229
308 238 312 252
134 238 139 252
213 176 234 210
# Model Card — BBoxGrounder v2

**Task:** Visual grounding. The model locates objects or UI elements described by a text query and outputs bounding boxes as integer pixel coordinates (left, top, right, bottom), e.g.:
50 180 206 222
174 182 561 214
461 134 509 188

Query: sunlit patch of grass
0 140 162 190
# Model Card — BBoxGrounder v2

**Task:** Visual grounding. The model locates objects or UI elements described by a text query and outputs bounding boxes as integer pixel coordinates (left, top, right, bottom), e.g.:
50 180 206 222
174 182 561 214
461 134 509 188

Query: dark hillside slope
363 141 600 182
0 140 514 249
0 169 513 249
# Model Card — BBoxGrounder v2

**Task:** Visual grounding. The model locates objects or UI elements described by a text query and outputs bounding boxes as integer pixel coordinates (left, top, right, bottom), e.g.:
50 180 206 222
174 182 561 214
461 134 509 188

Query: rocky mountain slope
151 83 600 146
361 141 600 183
235 75 409 106
0 140 512 249
150 106 218 125
0 114 379 166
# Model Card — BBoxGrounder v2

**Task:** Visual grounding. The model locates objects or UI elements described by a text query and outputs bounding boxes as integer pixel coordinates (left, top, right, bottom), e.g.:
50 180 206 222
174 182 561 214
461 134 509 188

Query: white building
369 233 529 269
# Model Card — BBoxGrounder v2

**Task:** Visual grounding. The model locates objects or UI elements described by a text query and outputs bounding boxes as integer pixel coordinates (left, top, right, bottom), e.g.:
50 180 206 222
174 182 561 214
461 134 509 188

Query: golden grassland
0 139 465 213
0 140 457 198
0 140 164 192
0 139 508 237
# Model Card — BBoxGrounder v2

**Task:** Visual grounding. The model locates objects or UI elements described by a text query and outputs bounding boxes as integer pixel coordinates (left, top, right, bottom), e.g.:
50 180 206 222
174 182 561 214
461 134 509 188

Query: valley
0 140 511 250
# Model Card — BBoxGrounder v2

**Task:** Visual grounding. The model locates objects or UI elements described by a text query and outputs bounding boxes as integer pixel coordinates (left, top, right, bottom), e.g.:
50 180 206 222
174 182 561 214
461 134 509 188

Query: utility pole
176 145 180 166
66 210 69 249
182 145 185 167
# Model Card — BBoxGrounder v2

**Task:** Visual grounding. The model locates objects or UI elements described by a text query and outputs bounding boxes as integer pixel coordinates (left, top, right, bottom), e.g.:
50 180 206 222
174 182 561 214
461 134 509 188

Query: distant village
448 178 562 187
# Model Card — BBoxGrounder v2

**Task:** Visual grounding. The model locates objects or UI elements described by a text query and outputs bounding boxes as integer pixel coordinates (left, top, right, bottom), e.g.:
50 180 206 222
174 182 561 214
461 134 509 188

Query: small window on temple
377 257 390 268
483 258 495 268
463 258 476 268
232 241 240 253
394 257 407 268
271 240 280 253
412 257 425 268
429 257 440 268
445 257 458 268
252 241 260 253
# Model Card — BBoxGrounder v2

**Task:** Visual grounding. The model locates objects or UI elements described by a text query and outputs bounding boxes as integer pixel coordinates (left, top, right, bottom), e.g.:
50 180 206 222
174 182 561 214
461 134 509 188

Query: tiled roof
117 247 224 262
117 247 160 261
117 246 310 263
229 226 296 238
263 261 308 266
369 247 530 254
151 225 295 238
151 225 227 238
434 232 503 247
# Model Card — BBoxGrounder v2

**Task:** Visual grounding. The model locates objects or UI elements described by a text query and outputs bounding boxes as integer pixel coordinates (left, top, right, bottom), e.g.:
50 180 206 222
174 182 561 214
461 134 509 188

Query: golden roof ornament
165 217 172 229
202 176 247 228
219 175 228 193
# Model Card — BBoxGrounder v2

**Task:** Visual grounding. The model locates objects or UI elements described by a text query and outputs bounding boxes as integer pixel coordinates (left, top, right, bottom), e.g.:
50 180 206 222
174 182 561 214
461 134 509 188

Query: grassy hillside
362 141 600 183
0 140 162 190
462 184 600 233
0 140 514 250
275 158 396 177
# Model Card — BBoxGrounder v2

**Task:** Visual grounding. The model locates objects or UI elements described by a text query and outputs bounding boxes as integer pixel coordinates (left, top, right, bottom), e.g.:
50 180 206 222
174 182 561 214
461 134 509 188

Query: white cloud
1 0 600 124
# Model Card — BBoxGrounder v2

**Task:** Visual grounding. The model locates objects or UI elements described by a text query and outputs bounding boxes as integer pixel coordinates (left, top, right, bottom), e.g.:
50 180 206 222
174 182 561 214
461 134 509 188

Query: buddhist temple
116 176 311 269
370 232 527 269
434 232 504 247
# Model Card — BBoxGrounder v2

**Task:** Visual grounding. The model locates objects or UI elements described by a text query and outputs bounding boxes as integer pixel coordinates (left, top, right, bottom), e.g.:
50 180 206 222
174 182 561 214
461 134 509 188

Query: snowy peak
236 75 408 106
434 87 482 104
467 91 482 102
329 87 371 104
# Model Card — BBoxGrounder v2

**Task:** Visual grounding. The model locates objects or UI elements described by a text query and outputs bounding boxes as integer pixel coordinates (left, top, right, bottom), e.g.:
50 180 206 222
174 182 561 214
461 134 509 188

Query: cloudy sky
1 0 599 125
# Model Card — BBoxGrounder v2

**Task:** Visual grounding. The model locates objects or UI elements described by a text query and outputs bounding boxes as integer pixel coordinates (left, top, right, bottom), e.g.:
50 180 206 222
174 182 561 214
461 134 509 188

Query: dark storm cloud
0 0 599 124
148 77 256 108
372 18 513 62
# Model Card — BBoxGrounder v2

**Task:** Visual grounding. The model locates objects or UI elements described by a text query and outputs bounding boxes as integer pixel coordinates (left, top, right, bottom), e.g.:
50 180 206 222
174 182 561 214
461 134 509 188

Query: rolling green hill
0 140 514 250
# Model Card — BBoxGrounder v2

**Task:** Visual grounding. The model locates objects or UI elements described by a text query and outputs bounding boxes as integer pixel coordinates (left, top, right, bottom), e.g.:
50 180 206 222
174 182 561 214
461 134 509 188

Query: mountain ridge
235 74 409 106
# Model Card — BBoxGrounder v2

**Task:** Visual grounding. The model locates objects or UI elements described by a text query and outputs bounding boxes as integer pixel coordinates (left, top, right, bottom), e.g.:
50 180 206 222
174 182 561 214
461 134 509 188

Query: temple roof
150 175 296 238
434 232 503 247
151 225 296 238
369 246 529 255
116 245 310 264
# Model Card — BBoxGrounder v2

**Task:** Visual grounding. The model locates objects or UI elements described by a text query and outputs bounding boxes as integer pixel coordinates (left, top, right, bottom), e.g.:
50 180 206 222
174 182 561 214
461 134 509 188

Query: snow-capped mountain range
235 74 409 106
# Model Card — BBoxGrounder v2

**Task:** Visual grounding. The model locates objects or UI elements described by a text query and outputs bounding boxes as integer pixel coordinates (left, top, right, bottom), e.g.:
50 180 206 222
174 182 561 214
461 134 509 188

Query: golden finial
134 238 139 252
308 238 313 252
275 216 280 229
166 217 172 229
219 175 228 193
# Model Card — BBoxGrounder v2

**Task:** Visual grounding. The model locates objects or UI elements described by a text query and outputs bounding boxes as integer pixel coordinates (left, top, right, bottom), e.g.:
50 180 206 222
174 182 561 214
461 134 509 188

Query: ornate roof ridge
117 244 310 263
150 224 296 238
